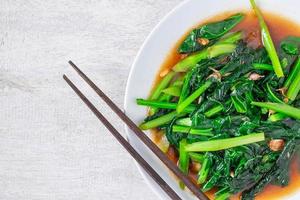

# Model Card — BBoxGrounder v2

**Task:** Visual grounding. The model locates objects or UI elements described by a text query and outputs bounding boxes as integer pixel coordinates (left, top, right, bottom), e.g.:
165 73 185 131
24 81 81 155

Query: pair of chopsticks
63 61 209 200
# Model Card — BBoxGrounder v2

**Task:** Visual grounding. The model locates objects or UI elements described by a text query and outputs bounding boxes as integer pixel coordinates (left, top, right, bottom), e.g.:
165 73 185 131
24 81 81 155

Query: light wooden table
0 0 181 199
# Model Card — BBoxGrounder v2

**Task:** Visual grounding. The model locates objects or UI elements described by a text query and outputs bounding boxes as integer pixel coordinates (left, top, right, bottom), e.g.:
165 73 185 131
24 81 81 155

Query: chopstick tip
63 74 69 81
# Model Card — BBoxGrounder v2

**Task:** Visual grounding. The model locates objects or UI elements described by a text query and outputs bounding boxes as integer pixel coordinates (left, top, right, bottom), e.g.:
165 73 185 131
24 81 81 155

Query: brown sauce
151 11 300 200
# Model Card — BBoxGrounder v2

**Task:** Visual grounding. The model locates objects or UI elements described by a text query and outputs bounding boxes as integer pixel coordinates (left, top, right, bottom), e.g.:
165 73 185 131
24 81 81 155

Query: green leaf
266 83 284 103
166 118 187 148
179 13 244 54
281 36 300 55
231 95 247 113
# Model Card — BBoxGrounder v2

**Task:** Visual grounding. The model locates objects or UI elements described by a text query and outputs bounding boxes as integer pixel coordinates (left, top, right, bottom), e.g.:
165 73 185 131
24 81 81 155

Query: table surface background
0 0 182 199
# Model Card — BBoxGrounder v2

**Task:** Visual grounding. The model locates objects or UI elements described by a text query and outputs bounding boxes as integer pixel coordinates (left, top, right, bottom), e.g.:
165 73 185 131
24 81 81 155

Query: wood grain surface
0 0 181 199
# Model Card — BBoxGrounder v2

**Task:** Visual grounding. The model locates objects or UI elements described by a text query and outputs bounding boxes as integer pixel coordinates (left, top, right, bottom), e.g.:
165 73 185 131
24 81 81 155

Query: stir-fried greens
136 1 300 199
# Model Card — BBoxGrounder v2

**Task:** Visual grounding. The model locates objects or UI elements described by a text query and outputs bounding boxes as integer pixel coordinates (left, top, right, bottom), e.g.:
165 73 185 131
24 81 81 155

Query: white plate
124 0 300 199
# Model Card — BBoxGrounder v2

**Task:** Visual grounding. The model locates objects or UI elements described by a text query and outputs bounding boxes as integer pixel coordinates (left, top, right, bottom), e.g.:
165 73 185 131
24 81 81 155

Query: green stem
251 102 300 120
162 86 181 97
173 50 208 72
204 104 224 118
178 70 193 104
185 133 265 152
287 59 300 101
149 71 176 100
175 117 192 126
189 152 204 163
268 113 287 122
215 188 231 200
250 0 284 77
173 44 237 72
286 74 300 101
172 75 184 87
204 100 232 117
266 83 284 103
208 44 237 58
172 125 213 136
149 94 171 115
215 192 231 200
139 111 179 130
177 80 212 113
231 95 247 113
216 31 243 44
198 154 211 184
284 57 300 89
179 139 189 189
253 63 274 71
136 99 196 113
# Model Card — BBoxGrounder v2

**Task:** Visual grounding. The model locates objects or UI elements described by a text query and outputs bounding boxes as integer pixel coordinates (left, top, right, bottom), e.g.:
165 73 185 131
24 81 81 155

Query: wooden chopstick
63 74 182 200
67 60 209 200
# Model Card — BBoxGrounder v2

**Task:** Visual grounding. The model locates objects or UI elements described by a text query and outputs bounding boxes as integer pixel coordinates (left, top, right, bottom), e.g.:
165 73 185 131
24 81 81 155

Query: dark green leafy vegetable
265 83 284 103
165 118 187 148
281 36 300 55
179 14 244 53
219 41 270 78
278 37 299 72
143 108 171 122
136 5 300 199
242 139 297 199
231 95 247 113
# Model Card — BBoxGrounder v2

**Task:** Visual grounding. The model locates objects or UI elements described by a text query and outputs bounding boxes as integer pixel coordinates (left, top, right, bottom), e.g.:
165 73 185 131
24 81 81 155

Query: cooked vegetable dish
136 0 300 199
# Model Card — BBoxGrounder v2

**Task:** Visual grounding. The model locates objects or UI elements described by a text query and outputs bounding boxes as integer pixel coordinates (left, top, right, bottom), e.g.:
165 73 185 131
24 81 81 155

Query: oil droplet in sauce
151 11 300 200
